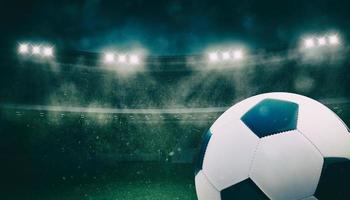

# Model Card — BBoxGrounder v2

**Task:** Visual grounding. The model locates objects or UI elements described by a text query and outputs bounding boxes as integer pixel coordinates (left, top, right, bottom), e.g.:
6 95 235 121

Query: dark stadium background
1 0 350 199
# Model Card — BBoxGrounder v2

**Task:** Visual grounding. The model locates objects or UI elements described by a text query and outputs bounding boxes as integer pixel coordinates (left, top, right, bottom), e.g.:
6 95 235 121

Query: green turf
2 163 197 200
9 181 196 200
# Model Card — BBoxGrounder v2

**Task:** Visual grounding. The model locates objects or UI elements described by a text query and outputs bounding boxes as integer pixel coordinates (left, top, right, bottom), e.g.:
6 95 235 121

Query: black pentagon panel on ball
315 157 350 200
241 98 299 138
221 178 270 200
194 130 212 175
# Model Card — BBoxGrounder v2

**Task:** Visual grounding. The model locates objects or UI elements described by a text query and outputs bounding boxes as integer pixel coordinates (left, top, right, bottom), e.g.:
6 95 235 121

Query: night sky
1 0 350 55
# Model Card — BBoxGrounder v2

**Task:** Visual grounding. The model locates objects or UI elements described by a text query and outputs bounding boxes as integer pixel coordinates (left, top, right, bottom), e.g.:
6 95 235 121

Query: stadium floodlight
18 43 29 54
222 51 231 60
32 45 41 54
104 52 115 63
129 54 140 65
208 52 219 62
233 50 243 60
304 38 315 48
318 37 326 46
329 35 340 45
43 46 53 57
302 33 342 50
117 54 127 63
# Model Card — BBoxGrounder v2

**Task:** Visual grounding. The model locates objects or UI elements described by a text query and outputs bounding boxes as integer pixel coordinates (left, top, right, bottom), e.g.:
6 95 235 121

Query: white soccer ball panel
297 97 350 159
195 171 221 200
301 196 318 200
196 92 350 200
250 131 323 200
204 120 259 190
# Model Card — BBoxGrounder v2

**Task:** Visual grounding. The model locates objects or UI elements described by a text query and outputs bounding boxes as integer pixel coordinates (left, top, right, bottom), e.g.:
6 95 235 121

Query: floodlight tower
207 48 245 63
329 34 340 45
233 50 244 60
18 42 55 58
129 54 140 65
304 38 315 48
32 45 41 55
117 54 127 63
43 47 53 57
18 43 29 54
104 52 115 63
208 52 219 62
302 33 341 49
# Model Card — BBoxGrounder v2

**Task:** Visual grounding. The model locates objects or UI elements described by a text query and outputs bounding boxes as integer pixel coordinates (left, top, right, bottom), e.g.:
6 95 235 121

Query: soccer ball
195 92 350 200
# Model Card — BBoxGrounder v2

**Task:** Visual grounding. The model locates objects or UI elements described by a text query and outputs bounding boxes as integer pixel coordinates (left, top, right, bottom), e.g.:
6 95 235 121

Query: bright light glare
222 51 230 60
18 44 29 54
118 54 127 63
43 47 53 57
32 46 41 54
329 35 339 45
208 52 219 62
209 52 219 61
129 54 140 64
104 53 114 63
304 38 315 48
233 50 243 60
318 37 326 46
208 49 244 63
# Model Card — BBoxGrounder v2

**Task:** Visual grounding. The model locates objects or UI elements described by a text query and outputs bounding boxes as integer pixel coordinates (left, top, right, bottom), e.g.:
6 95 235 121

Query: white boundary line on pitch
0 97 349 114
